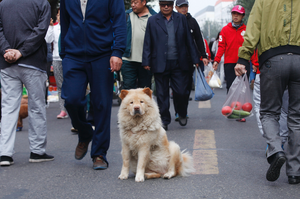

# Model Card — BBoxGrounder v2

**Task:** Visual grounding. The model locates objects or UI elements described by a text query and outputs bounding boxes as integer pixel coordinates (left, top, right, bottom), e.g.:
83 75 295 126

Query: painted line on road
198 100 211 108
193 130 219 175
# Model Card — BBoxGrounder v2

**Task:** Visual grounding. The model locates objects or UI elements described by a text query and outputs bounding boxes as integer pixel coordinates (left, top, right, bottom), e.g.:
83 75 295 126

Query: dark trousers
61 56 113 161
154 60 190 125
224 63 250 92
260 54 300 176
121 60 152 89
173 62 195 116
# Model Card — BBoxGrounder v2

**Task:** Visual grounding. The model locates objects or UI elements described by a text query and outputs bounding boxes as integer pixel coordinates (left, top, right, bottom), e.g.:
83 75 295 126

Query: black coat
142 11 199 73
186 13 207 59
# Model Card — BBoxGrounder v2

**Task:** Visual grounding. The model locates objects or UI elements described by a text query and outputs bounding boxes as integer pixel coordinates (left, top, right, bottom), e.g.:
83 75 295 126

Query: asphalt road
1 87 299 199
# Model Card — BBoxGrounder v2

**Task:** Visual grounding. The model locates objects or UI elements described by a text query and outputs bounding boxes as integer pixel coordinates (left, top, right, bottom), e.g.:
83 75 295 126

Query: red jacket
215 22 249 64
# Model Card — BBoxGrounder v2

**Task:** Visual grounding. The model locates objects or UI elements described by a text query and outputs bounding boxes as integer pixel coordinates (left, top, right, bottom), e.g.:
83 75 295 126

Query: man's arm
235 0 262 76
109 0 126 72
192 18 208 65
18 1 51 58
109 0 126 59
213 29 226 70
184 17 199 66
0 6 11 56
59 0 70 59
142 19 152 70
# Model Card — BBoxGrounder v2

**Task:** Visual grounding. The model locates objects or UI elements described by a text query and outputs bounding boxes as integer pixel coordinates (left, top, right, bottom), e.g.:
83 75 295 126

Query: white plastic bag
221 75 253 119
208 71 222 88
203 63 214 84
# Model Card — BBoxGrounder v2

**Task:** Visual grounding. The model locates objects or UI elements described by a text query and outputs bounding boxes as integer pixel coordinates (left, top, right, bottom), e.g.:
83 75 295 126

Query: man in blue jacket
122 0 157 90
142 0 199 130
60 0 126 170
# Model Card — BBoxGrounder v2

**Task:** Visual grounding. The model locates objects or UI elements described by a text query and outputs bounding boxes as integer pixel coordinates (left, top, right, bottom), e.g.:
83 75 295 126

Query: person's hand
50 18 54 26
202 58 209 66
110 56 122 72
144 66 150 70
4 49 22 63
252 65 258 73
213 61 218 71
195 63 199 68
4 51 15 63
235 63 247 76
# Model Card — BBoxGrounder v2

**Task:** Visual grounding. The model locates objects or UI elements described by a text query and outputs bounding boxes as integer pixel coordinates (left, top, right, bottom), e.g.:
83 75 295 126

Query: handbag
194 67 214 101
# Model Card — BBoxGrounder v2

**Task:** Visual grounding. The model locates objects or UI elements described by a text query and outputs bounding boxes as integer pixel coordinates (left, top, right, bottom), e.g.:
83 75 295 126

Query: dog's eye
140 101 144 103
130 102 133 104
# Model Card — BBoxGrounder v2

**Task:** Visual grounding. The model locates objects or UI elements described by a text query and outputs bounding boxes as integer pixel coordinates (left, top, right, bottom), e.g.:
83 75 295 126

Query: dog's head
119 88 153 117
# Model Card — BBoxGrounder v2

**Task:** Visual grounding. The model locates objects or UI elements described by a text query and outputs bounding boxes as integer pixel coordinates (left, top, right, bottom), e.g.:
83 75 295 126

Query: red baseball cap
231 5 245 15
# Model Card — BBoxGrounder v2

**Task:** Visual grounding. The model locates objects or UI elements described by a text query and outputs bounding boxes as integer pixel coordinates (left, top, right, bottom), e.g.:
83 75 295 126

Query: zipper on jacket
289 0 293 44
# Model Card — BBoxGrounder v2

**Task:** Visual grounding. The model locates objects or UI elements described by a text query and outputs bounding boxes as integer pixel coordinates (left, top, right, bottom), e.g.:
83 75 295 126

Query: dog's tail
180 149 195 176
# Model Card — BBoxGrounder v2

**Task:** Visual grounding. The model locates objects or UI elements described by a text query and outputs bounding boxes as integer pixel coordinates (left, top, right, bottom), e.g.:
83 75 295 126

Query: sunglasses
159 3 174 7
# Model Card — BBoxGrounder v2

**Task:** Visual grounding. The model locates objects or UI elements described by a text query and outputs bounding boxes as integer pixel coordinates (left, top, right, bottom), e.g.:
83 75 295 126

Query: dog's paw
118 173 129 180
135 174 145 182
163 171 175 179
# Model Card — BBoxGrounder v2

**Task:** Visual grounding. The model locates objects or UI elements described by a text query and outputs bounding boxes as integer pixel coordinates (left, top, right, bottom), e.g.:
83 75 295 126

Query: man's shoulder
148 13 160 22
125 9 133 14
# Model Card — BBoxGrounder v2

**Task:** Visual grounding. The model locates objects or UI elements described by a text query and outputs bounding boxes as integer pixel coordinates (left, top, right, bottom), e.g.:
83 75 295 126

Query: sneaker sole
29 158 54 163
0 161 14 166
266 156 286 181
57 116 68 119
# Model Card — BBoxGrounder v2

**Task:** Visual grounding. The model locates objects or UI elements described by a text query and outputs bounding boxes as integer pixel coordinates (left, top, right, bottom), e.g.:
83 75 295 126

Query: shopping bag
208 71 222 88
195 67 214 101
203 62 214 84
221 74 253 119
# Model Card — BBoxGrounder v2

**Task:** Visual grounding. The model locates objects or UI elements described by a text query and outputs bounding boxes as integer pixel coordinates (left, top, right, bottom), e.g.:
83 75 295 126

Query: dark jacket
123 6 157 58
142 12 199 73
0 0 50 70
186 13 207 59
60 0 126 62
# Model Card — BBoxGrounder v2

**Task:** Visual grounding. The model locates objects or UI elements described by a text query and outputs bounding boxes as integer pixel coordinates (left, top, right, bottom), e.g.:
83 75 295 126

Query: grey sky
150 0 218 17
188 0 218 16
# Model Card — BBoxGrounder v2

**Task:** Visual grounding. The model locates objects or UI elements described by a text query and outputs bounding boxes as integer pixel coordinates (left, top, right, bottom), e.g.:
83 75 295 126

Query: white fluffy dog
118 88 195 182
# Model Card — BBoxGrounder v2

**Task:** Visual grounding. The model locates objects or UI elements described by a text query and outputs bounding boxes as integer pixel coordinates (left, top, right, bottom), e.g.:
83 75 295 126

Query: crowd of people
0 0 300 185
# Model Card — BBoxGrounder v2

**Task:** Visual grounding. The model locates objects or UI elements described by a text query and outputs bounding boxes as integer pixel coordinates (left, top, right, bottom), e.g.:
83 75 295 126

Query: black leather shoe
266 152 286 182
162 124 168 131
288 176 300 184
178 116 187 126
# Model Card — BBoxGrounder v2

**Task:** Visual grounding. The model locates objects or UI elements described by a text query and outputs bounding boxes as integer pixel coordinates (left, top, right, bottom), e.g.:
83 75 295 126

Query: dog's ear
143 87 152 98
119 90 129 100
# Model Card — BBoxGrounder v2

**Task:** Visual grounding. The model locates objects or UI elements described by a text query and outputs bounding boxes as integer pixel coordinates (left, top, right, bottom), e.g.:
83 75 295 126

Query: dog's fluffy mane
118 88 162 133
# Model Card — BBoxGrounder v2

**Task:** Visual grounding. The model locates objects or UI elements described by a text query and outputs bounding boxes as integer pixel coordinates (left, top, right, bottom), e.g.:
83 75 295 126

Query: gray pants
0 65 48 157
253 74 288 143
260 54 300 176
53 60 66 112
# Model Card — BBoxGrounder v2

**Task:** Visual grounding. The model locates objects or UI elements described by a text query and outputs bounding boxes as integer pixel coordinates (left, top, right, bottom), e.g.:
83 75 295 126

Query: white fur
118 88 195 182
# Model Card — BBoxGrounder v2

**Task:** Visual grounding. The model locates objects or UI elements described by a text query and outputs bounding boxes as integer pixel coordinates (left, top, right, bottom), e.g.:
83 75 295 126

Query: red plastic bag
221 74 253 119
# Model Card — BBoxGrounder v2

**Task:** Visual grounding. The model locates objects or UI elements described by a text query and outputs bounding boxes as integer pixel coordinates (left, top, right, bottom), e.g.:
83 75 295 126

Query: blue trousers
61 56 113 161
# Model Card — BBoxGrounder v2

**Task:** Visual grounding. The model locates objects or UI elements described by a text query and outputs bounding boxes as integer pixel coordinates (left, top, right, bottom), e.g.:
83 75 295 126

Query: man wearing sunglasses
142 0 199 130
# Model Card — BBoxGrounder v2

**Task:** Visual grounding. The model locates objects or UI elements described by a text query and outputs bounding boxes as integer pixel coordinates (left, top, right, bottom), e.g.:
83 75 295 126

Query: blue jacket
142 12 199 73
60 0 126 62
123 6 157 58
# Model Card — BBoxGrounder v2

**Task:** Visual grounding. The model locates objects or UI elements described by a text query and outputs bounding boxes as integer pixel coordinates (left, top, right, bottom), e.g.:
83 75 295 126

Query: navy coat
142 11 199 73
